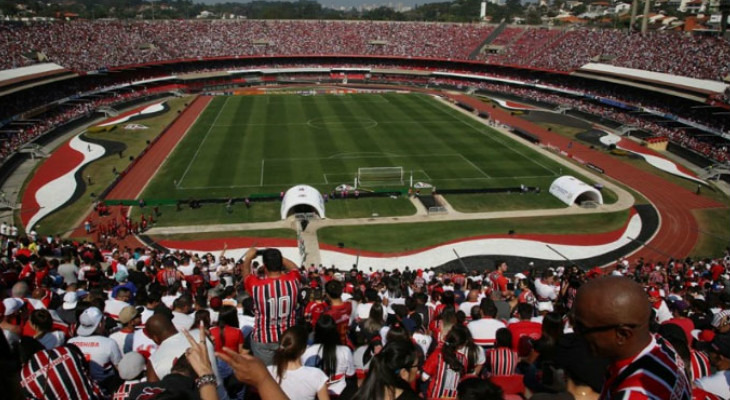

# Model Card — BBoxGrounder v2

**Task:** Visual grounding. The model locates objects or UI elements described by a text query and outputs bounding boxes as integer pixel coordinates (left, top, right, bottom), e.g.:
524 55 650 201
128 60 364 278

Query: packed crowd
0 20 493 72
531 29 730 82
3 21 730 82
0 89 148 161
1 228 730 400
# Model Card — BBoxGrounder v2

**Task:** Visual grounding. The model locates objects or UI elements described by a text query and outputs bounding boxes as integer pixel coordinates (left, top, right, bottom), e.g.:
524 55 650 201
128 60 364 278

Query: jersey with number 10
245 270 301 343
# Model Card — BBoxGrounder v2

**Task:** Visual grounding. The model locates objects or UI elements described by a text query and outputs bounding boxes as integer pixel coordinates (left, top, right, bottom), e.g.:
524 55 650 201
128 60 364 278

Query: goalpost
357 166 404 187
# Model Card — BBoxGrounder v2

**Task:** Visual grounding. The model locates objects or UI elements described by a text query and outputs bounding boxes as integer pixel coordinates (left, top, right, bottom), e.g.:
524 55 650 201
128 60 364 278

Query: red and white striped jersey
690 350 711 381
21 346 104 400
245 270 301 344
601 336 691 400
423 347 468 400
484 347 519 377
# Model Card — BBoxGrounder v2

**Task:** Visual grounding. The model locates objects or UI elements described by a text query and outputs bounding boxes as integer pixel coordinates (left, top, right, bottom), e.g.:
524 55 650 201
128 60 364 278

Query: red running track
106 95 211 200
450 95 726 262
68 96 211 243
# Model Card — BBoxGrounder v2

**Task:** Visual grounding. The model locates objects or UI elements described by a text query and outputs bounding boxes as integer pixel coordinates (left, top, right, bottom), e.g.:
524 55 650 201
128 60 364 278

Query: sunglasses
573 319 639 335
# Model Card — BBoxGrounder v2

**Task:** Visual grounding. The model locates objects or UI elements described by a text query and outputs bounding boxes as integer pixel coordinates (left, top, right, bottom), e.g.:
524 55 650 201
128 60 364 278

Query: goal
357 167 404 186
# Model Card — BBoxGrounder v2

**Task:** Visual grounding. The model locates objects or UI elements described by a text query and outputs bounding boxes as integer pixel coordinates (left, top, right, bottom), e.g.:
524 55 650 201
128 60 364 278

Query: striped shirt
113 379 144 400
20 346 103 400
423 347 468 399
690 350 711 381
484 347 519 377
245 270 301 344
601 336 691 400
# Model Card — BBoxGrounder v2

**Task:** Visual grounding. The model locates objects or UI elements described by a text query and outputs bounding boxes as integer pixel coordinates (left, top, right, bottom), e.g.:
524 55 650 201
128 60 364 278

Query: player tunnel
548 175 603 206
280 184 326 219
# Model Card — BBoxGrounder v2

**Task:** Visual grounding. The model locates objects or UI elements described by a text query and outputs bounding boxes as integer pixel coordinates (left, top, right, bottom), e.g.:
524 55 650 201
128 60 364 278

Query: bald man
573 276 690 400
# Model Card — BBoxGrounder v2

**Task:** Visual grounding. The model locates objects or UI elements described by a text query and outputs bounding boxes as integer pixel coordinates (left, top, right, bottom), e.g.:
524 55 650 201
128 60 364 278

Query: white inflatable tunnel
280 185 326 219
549 176 603 206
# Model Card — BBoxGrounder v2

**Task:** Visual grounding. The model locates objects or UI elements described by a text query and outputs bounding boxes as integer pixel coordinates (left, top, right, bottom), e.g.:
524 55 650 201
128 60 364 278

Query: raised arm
241 247 258 282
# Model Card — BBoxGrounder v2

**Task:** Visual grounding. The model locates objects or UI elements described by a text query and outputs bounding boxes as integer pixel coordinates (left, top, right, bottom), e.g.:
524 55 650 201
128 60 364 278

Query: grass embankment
318 209 631 253
33 97 193 236
150 228 296 242
691 208 730 258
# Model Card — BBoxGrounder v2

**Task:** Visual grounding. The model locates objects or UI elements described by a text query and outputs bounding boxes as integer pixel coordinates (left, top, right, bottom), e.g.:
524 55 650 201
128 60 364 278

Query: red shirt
244 270 301 344
325 302 353 347
507 321 542 350
185 275 205 295
210 326 244 353
304 301 327 328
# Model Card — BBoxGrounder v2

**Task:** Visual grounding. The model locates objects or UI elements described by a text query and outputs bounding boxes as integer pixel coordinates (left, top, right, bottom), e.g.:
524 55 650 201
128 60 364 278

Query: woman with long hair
302 314 355 397
268 326 329 400
352 339 421 400
423 324 485 399
209 305 243 353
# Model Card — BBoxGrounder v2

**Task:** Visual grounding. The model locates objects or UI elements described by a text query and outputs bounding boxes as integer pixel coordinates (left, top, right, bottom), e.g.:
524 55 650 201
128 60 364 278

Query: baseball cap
711 310 730 329
118 352 146 380
710 335 730 358
668 299 690 312
119 306 141 325
3 298 24 316
77 307 103 336
62 292 78 310
537 301 554 312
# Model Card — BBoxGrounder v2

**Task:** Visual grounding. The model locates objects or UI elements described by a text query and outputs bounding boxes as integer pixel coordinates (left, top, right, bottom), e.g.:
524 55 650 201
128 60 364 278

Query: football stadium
2 11 730 399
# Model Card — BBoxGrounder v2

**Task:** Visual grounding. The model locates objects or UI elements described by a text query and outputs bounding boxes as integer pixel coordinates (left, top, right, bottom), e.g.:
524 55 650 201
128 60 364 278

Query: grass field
141 93 568 203
318 209 632 253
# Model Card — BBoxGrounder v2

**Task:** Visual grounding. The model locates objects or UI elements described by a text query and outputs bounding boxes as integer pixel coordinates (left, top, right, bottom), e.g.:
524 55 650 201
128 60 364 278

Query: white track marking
177 97 230 187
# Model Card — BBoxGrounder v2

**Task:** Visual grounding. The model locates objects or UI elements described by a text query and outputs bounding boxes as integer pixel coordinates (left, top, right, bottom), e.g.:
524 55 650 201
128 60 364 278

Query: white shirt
178 261 196 276
140 307 155 325
171 311 194 331
301 344 355 395
467 318 507 348
654 300 673 324
132 329 157 357
104 298 129 320
161 294 179 309
67 335 122 380
695 370 730 399
267 365 328 400
459 301 480 320
534 279 558 301
355 303 374 321
149 330 221 384
110 330 134 354
413 332 433 356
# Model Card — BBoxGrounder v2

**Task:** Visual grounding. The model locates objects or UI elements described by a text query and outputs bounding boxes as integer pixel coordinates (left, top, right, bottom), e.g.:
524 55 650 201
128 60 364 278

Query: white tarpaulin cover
280 185 325 219
549 176 603 206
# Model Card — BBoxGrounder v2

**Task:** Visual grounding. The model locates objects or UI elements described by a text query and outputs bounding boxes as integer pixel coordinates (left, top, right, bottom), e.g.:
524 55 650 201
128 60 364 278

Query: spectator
20 345 104 400
572 276 690 399
302 314 356 397
352 339 421 400
210 305 244 353
269 325 329 400
242 247 300 365
29 309 64 350
66 307 123 391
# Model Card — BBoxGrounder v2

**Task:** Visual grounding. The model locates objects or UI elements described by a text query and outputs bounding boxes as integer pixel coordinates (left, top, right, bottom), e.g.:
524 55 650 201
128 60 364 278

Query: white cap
62 292 78 310
3 298 24 316
118 352 146 380
537 301 554 312
514 273 527 280
77 307 103 336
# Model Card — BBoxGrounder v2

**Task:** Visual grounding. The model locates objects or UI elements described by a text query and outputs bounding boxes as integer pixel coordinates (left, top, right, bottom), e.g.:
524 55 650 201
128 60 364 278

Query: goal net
357 167 404 186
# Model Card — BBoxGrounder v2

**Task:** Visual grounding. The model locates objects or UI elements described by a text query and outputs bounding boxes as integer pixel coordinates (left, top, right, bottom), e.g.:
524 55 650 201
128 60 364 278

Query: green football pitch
141 93 564 200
